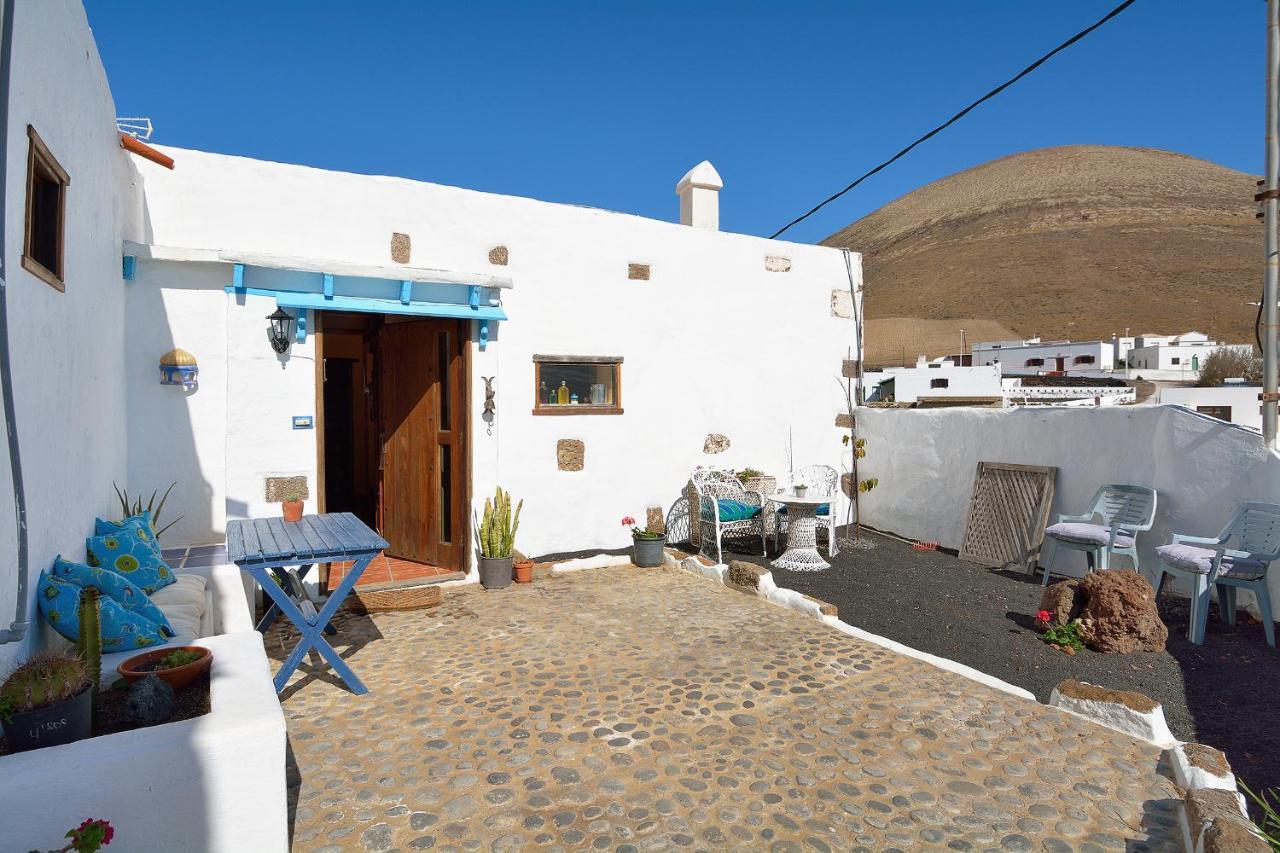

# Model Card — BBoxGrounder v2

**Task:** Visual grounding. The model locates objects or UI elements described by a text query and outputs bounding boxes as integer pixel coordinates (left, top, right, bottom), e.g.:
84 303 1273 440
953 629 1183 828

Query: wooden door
377 319 467 570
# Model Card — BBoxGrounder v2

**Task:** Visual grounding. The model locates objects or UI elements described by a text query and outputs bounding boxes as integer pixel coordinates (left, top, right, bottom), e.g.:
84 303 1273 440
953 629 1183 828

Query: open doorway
317 312 469 573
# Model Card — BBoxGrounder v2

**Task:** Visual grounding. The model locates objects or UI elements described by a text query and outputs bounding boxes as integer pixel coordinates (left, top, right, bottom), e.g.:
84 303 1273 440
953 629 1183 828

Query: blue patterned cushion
51 556 173 637
777 504 831 516
86 518 176 594
711 499 761 523
37 571 172 652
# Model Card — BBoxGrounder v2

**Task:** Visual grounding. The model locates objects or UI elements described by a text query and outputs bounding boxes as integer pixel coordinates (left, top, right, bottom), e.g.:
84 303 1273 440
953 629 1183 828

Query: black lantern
267 307 294 354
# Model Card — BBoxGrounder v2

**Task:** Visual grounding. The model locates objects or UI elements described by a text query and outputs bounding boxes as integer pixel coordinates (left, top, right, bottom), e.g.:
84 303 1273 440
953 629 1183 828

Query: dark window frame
532 355 623 416
929 377 949 389
1196 405 1232 422
22 125 70 292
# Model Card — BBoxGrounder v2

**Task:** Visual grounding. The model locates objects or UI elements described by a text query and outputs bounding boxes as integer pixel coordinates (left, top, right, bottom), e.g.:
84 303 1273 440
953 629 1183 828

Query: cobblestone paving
268 566 1183 852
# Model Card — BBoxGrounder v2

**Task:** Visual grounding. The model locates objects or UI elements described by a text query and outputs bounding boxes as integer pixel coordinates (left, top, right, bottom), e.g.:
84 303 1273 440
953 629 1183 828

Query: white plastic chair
691 468 766 564
1041 484 1157 586
774 465 840 558
1155 502 1279 647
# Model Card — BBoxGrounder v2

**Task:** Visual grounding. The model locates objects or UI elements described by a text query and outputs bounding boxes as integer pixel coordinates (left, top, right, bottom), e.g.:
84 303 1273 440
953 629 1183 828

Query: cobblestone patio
268 565 1183 852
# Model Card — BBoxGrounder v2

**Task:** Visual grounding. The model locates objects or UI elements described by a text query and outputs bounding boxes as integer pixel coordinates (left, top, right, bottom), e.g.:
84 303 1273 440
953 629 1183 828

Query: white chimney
676 160 723 230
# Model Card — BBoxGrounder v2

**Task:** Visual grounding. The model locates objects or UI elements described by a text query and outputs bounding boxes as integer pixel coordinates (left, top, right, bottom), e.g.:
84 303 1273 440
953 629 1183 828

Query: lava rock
1039 579 1082 626
1076 570 1167 653
127 674 176 725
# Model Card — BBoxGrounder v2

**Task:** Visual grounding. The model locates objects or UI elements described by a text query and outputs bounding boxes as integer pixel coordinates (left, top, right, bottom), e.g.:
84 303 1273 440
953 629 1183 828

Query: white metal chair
774 464 840 558
1040 484 1157 586
691 468 766 564
1154 502 1279 647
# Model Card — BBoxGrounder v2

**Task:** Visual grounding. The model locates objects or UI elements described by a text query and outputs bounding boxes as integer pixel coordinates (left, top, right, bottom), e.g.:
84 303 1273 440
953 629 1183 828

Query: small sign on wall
292 415 314 430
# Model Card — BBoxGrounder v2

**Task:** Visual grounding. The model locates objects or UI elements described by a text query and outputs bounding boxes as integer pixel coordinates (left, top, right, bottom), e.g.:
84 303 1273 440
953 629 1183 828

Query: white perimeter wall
868 364 1001 403
855 405 1280 609
974 340 1114 373
0 0 137 673
126 149 859 561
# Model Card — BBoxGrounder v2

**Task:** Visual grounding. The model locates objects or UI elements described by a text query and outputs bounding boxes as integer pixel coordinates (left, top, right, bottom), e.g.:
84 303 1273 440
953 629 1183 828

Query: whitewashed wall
0 0 137 673
866 364 1002 403
855 405 1280 608
973 340 1114 374
1158 387 1263 431
126 149 859 562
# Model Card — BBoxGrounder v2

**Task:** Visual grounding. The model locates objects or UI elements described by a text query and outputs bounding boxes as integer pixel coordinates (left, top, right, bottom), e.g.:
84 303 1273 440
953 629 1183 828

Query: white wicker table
769 493 832 572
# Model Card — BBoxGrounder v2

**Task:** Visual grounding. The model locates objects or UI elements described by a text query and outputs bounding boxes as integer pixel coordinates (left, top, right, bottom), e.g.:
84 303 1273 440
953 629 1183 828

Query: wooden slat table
227 513 388 695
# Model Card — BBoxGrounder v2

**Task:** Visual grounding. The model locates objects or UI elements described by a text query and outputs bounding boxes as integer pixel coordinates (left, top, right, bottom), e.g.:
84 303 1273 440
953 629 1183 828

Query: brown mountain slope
823 145 1261 362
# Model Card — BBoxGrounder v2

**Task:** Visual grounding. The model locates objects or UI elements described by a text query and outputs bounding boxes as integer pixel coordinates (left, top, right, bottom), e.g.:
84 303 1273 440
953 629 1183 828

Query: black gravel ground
708 529 1280 799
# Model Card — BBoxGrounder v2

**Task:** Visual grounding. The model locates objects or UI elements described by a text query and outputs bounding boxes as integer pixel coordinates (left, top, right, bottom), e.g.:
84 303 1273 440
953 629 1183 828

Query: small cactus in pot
0 653 93 752
478 487 522 589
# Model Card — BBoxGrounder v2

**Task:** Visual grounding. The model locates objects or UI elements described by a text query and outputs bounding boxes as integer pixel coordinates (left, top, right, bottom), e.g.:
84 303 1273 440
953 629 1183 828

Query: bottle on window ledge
570 393 579 405
557 380 569 405
540 380 548 404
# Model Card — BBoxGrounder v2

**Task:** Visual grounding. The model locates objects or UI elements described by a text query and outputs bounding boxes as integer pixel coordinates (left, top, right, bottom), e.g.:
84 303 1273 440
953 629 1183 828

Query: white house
1159 382 1263 431
864 357 1002 404
1126 331 1252 379
971 337 1116 376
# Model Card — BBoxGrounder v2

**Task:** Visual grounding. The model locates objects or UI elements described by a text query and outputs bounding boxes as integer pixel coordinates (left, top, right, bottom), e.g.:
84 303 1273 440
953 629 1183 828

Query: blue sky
85 1 1258 244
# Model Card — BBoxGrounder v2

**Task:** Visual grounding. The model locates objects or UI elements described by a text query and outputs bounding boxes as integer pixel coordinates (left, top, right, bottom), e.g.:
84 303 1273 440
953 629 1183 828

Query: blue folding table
227 512 388 695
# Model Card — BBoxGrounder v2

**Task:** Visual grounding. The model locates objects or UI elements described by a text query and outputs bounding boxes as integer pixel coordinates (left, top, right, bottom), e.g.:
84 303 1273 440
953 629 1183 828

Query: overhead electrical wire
770 0 1141 239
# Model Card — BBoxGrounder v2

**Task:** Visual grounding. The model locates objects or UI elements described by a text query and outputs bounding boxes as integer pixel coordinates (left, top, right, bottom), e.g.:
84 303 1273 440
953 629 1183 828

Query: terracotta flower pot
117 645 212 692
282 500 304 522
513 559 534 583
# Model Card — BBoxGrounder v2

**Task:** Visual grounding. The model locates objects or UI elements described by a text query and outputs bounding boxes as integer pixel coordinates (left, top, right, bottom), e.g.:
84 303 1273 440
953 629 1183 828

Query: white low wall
855 405 1280 608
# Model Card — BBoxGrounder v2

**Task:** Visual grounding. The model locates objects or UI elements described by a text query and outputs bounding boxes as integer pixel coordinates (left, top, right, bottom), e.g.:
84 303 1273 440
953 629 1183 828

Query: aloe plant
113 481 183 538
480 487 522 558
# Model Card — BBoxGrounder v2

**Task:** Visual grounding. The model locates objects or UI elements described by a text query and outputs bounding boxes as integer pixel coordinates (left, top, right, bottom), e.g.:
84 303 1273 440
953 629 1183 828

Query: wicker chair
774 464 840 558
691 468 766 564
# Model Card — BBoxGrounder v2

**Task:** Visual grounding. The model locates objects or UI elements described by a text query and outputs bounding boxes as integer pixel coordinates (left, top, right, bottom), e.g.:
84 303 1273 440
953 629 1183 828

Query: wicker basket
348 583 443 614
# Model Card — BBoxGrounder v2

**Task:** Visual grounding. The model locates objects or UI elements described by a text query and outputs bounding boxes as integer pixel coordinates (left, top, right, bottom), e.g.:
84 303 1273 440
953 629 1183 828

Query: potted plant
282 491 304 523
623 515 666 568
117 645 212 691
478 487 522 589
513 551 534 584
0 653 93 752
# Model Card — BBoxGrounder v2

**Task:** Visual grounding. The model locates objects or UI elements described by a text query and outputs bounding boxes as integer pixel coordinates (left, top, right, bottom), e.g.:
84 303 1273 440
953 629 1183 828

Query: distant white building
1126 332 1252 379
864 357 1002 404
971 338 1115 376
1159 382 1262 431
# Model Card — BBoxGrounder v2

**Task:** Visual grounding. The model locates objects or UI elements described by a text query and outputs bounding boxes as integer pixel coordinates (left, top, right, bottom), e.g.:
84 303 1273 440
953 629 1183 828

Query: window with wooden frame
532 355 622 415
22 126 69 291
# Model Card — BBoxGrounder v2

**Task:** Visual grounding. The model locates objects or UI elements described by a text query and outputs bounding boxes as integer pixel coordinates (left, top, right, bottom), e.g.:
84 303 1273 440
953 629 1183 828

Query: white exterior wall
1159 385 1263 431
972 340 1114 375
855 405 1280 611
0 0 137 672
867 364 1001 403
126 149 859 561
1127 342 1252 376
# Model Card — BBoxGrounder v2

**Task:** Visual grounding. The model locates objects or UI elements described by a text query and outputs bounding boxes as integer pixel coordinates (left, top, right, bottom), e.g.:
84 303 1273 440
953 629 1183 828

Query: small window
22 126 70 291
930 378 949 389
533 355 622 415
1026 358 1045 367
1074 355 1095 365
1196 405 1232 422
1171 357 1181 365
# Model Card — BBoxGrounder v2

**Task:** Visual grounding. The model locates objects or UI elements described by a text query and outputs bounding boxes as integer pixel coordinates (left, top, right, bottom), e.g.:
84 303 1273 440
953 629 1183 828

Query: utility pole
1263 0 1280 445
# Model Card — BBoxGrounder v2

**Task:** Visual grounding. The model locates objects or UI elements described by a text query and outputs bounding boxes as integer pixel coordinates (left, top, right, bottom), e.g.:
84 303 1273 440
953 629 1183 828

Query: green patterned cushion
51 556 173 636
712 499 761 523
86 518 176 594
37 571 172 652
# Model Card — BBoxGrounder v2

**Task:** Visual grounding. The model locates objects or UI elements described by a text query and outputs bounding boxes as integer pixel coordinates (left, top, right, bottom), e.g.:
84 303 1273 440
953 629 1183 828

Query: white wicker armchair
774 464 840 558
691 468 767 564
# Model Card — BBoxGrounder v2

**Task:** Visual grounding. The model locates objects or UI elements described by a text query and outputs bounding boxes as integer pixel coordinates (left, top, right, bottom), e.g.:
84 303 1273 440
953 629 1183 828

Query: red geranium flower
1036 609 1052 624
621 516 636 527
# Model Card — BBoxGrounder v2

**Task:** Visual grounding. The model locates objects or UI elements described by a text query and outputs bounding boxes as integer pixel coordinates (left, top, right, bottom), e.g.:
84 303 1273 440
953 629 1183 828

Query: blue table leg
254 564 337 636
252 553 375 695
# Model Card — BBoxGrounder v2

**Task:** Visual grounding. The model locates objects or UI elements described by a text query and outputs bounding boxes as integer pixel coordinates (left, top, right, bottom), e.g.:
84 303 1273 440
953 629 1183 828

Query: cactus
77 587 103 699
480 487 522 558
0 653 90 721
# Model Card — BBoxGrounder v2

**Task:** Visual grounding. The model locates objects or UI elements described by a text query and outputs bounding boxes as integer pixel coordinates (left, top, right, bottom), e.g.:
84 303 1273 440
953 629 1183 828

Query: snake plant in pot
478 487 522 589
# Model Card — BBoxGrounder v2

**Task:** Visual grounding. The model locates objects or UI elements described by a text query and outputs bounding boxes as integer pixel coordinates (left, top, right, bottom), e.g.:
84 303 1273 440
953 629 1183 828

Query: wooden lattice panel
959 462 1057 573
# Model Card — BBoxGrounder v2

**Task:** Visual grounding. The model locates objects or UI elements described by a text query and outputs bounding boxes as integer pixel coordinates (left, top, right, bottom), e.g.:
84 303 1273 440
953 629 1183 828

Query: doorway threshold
327 553 466 591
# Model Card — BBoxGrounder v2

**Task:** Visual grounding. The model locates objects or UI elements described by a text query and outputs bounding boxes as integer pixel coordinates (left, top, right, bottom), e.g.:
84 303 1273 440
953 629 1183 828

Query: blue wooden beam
122 255 137 281
232 263 245 291
479 319 490 351
272 290 507 322
296 309 308 344
469 285 480 310
322 273 334 300
399 280 412 305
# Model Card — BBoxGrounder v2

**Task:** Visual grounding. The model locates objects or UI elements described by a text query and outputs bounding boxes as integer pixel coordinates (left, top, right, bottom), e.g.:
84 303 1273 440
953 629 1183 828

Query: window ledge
21 254 64 292
532 406 624 416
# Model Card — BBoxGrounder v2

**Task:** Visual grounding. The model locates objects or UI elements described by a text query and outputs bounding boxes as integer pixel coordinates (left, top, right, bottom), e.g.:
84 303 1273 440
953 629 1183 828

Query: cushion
156 603 204 641
150 574 208 641
50 556 173 637
707 498 762 523
777 504 831 517
37 571 173 653
95 511 158 539
1045 522 1134 549
86 520 176 594
1155 544 1268 580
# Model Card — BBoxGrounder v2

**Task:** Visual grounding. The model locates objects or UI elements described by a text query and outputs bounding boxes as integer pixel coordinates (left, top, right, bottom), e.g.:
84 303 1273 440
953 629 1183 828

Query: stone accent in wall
1184 788 1269 853
556 439 585 472
835 413 854 429
703 433 730 454
765 255 791 273
645 506 664 535
627 263 650 281
390 232 411 264
264 475 309 502
727 560 766 590
488 245 509 266
830 289 855 319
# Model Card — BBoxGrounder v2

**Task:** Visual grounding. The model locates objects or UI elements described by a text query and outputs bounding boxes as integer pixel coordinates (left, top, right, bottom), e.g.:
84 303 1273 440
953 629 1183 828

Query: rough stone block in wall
727 560 766 590
645 506 664 535
1183 788 1269 853
556 439 584 472
488 246 509 266
265 475 309 502
628 263 650 281
764 255 791 272
703 433 730 454
390 232 411 264
835 413 854 429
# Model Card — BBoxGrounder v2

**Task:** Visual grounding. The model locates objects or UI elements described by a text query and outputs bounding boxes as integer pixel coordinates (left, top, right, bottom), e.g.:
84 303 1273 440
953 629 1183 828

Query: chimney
676 160 723 230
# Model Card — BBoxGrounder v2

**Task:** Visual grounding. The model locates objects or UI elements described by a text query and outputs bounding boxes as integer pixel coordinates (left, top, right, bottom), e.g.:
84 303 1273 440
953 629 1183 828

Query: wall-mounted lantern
267 307 294 354
159 348 199 389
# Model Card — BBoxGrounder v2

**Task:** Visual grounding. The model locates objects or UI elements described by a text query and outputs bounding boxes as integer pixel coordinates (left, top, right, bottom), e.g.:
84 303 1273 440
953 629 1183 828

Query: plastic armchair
1040 484 1157 586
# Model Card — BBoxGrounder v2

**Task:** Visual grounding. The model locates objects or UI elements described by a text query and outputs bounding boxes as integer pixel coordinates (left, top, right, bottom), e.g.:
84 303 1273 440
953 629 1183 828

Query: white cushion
1045 522 1134 549
150 573 207 609
158 603 204 642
